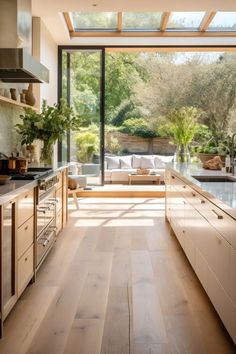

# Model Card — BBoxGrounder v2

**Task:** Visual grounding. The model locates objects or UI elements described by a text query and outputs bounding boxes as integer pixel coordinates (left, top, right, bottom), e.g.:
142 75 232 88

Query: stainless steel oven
36 173 58 269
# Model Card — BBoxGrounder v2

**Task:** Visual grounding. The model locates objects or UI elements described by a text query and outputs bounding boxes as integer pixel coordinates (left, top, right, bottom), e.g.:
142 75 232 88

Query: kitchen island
165 163 236 345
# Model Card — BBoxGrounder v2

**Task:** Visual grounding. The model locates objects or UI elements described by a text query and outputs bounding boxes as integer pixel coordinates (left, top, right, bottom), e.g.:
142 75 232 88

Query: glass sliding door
59 48 105 185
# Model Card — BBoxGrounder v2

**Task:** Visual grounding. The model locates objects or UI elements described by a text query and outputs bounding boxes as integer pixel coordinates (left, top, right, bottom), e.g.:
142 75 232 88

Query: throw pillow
120 156 132 169
106 156 120 169
141 156 155 169
154 156 165 169
132 155 142 169
68 177 77 190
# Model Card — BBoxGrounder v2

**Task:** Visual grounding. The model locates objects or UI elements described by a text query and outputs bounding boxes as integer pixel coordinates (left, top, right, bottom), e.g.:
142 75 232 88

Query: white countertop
168 162 236 220
0 164 68 205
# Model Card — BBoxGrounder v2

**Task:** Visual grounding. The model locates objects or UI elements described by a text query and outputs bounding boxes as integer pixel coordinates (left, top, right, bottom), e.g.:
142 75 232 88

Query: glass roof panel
122 12 163 30
208 12 236 30
166 12 205 30
72 12 117 30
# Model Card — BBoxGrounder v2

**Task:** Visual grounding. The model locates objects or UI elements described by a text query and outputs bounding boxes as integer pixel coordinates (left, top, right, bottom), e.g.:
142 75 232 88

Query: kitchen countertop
0 164 68 205
167 162 236 220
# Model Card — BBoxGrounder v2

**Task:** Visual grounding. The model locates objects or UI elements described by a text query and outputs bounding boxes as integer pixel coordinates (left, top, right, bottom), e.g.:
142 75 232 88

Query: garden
63 51 236 164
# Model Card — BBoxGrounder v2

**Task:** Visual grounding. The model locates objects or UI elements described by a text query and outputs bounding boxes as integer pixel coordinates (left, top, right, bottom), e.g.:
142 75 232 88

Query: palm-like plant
166 106 201 162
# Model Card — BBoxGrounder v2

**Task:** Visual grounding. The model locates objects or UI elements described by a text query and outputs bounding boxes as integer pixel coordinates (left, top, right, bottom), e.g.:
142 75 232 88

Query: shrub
75 131 99 163
119 118 157 138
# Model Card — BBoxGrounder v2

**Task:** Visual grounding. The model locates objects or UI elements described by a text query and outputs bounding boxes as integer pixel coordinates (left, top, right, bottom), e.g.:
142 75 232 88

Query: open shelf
0 95 39 111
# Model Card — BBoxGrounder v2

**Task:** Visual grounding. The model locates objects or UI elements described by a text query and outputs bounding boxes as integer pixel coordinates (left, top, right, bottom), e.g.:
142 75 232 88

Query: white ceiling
32 0 236 46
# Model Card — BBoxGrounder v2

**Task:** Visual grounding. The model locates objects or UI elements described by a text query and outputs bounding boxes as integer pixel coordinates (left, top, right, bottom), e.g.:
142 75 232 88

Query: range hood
0 0 49 83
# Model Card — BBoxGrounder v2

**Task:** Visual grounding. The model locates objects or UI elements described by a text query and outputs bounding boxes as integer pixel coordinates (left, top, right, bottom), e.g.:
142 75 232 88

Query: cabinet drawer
18 245 34 295
229 248 236 306
202 202 236 249
17 216 34 259
186 185 236 248
56 186 63 213
56 172 63 190
56 209 62 235
18 189 34 227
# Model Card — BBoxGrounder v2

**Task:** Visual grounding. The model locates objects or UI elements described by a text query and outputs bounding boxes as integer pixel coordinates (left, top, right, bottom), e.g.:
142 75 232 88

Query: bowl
0 175 11 185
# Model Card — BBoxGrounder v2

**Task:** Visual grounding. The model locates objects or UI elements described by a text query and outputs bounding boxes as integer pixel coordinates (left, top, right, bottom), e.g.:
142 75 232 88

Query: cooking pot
16 158 28 173
0 158 9 171
8 157 16 170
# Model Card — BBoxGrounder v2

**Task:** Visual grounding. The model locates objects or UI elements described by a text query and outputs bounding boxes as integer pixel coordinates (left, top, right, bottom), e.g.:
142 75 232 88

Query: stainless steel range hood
0 0 49 83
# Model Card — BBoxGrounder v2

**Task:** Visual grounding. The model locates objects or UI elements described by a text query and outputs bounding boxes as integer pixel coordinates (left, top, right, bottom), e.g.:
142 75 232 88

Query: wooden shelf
0 95 39 111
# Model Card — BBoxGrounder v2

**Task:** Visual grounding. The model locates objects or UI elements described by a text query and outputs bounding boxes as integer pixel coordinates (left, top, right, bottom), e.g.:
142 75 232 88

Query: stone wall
106 131 175 155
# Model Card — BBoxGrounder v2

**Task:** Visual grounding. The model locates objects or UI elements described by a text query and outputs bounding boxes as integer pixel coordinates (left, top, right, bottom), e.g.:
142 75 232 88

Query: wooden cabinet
17 190 34 228
17 216 34 259
1 200 17 321
17 245 34 296
165 169 236 344
16 188 35 298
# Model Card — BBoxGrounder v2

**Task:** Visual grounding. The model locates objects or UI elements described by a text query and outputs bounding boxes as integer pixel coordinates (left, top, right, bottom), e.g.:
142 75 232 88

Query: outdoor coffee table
128 174 160 185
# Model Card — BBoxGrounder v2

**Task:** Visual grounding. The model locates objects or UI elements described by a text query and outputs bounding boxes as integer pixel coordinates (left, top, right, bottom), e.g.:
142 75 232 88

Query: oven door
37 226 56 267
37 190 56 236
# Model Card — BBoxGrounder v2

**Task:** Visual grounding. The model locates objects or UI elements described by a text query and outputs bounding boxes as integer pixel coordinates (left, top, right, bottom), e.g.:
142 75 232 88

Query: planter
197 153 226 164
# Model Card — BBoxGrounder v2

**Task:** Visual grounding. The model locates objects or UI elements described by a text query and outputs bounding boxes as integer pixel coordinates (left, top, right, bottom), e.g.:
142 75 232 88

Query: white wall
32 17 58 107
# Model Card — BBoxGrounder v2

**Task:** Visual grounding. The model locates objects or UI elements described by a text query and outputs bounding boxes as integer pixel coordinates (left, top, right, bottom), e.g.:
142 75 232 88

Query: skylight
166 12 205 30
122 12 163 31
208 12 236 31
72 12 117 30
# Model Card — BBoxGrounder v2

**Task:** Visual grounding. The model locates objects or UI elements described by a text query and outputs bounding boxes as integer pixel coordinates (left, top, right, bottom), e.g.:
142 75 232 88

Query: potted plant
165 106 201 163
15 99 80 165
194 134 230 163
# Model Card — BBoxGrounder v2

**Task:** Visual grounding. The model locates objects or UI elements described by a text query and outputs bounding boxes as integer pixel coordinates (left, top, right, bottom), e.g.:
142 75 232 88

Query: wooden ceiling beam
160 12 171 32
118 12 123 32
71 30 236 38
63 12 74 34
199 11 216 32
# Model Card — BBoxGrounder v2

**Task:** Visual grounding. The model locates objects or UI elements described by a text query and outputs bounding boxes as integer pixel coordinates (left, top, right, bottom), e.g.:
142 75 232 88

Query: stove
7 167 53 181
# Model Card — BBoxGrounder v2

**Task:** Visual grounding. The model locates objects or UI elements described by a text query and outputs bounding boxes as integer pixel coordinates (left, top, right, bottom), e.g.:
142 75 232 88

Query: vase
10 88 17 101
174 144 191 163
25 83 36 106
40 141 53 166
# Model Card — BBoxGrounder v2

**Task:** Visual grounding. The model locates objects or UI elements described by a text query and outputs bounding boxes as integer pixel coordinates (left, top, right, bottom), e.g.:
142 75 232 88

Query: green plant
165 106 201 147
119 118 157 138
15 98 80 163
75 131 99 163
105 136 121 155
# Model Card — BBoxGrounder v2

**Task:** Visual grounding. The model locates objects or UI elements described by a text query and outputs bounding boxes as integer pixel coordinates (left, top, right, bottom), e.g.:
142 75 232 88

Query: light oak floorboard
0 198 235 354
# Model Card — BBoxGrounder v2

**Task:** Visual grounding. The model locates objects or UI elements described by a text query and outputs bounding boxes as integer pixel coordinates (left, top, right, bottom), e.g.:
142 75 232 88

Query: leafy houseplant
165 106 201 163
15 99 80 164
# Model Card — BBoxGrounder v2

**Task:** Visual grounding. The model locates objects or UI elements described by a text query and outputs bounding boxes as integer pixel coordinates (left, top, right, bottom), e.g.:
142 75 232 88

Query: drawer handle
212 209 223 220
25 194 28 199
24 225 28 231
192 192 196 197
183 185 186 189
201 200 205 204
171 176 175 179
25 257 28 262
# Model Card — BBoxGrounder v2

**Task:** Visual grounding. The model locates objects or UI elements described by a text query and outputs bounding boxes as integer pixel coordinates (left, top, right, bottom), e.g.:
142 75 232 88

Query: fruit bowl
136 168 150 175
0 175 11 185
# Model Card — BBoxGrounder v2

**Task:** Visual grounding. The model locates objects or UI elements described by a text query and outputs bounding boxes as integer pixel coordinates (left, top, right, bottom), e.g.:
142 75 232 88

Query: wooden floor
0 197 235 354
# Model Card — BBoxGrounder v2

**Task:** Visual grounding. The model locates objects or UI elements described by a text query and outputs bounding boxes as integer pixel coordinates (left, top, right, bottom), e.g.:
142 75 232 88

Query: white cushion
132 155 142 169
105 156 120 169
141 156 155 169
154 156 165 169
120 156 132 169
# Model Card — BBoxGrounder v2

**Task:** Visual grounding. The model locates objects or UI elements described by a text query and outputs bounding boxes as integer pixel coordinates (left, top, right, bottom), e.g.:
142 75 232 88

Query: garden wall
106 131 175 155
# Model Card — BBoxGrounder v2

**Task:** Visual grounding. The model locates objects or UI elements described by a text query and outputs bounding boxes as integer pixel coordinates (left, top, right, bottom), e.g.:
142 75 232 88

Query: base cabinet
0 167 68 339
165 169 236 345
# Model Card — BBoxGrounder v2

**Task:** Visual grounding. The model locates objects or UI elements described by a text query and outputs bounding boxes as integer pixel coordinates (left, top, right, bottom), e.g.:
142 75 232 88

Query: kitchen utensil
0 175 11 185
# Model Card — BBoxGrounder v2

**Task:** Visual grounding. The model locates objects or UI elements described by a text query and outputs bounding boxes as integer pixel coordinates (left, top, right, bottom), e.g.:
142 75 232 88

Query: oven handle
39 229 56 247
